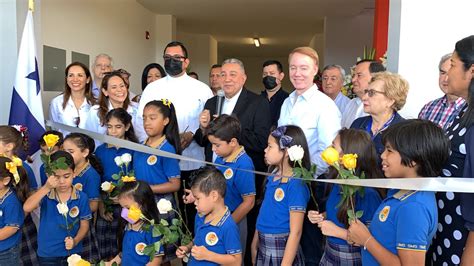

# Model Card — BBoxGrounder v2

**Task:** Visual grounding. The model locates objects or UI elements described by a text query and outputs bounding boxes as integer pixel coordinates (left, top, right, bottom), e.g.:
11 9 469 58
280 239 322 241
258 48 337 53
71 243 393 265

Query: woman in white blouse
49 62 95 135
85 72 143 143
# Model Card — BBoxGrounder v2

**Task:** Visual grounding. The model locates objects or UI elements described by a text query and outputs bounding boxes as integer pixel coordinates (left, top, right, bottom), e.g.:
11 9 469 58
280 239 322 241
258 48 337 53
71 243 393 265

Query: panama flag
9 10 45 157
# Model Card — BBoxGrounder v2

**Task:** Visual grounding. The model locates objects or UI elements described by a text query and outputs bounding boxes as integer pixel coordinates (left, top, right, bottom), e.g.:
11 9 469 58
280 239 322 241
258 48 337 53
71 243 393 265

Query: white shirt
341 97 367 128
84 101 140 147
138 73 214 171
278 84 341 176
49 94 92 135
222 88 243 115
334 92 351 114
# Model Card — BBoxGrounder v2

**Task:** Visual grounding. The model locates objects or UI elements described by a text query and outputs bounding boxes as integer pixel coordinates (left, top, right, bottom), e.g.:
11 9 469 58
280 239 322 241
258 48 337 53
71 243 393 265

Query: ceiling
137 0 375 58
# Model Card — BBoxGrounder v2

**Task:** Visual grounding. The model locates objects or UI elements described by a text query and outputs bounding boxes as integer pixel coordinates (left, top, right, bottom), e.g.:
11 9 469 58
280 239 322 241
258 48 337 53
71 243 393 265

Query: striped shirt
418 95 466 130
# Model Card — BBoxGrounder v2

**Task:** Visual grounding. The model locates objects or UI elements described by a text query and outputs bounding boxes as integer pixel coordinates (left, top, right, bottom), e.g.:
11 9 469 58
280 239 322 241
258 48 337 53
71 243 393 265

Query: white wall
41 0 157 117
388 0 474 118
324 12 374 73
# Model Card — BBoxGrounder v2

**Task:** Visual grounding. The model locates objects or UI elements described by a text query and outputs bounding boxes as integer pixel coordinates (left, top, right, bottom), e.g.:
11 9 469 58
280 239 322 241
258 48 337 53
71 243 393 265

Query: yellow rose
321 147 340 166
122 176 136 183
43 134 60 149
341 154 358 170
128 205 142 221
77 259 91 266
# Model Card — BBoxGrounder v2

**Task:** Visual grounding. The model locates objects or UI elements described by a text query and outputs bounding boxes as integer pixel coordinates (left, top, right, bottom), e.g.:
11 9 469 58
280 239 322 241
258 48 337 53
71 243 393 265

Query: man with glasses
341 60 385 128
91 53 113 99
137 41 213 234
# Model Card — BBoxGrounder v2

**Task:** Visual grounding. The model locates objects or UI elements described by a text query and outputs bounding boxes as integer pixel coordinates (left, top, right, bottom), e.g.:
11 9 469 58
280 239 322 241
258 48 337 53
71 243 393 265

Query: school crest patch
205 232 219 246
69 206 79 218
224 168 233 179
274 188 285 202
147 155 157 166
135 242 146 255
74 183 83 191
379 206 390 222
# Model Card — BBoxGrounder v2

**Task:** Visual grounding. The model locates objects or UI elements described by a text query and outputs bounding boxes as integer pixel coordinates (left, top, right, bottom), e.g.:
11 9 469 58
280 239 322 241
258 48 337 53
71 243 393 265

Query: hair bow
5 158 22 184
161 99 172 109
271 126 293 149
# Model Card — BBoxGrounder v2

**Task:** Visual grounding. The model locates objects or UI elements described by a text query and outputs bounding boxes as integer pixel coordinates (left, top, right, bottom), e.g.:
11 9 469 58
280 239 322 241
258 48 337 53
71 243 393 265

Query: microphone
216 89 225 116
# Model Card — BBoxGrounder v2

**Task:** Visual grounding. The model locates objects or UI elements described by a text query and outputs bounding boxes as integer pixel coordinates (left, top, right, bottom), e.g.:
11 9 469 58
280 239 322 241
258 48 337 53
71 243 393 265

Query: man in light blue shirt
278 47 341 177
322 64 350 114
91 53 113 99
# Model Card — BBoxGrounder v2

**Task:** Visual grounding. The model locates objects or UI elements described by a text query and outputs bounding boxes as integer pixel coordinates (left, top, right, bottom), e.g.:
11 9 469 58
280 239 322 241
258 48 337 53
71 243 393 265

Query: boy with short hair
177 166 242 265
38 130 64 185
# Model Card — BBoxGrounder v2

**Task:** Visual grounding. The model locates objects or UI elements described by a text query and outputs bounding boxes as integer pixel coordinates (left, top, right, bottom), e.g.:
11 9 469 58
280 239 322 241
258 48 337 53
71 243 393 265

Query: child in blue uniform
134 99 181 262
348 119 450 265
108 180 164 266
39 130 64 185
251 126 310 266
0 125 39 265
308 128 383 265
95 108 138 260
177 166 242 265
184 114 255 254
24 151 92 266
63 133 101 262
0 156 29 264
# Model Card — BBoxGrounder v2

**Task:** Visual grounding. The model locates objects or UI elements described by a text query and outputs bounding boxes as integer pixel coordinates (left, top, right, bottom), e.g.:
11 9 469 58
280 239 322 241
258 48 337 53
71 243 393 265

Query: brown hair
97 73 131 126
0 126 23 153
0 157 30 203
62 62 94 110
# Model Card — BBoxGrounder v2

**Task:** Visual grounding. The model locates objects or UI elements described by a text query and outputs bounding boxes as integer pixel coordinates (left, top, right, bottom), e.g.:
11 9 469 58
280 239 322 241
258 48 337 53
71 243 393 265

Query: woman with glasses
350 72 409 158
49 62 94 135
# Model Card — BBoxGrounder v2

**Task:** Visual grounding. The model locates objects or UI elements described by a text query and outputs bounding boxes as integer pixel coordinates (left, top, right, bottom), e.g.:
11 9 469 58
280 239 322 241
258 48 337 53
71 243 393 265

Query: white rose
287 145 305 162
114 156 123 167
121 153 132 164
57 202 69 216
101 181 112 192
67 254 82 266
157 198 173 214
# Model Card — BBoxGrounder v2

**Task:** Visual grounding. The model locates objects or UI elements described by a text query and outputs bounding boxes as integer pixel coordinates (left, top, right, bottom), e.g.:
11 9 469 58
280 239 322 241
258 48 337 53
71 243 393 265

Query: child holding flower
95 108 137 260
251 126 310 265
347 119 449 265
39 130 64 185
24 151 91 265
308 128 383 265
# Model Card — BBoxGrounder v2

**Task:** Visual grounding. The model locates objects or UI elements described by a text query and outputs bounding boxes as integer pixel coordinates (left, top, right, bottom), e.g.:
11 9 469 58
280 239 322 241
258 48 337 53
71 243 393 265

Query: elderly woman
84 72 143 143
49 62 94 135
429 35 474 266
350 72 409 156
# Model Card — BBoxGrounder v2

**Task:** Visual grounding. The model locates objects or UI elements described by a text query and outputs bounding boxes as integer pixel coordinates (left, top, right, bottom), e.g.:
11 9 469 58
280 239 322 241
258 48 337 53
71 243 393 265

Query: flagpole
28 0 34 12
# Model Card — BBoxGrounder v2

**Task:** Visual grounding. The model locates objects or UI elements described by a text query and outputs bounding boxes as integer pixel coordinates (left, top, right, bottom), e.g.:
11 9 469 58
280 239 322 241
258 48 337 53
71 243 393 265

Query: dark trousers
37 256 67 266
178 170 198 235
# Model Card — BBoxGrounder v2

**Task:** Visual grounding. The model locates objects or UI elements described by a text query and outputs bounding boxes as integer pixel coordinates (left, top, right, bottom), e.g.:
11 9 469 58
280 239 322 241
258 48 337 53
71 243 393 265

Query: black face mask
164 58 183 76
263 76 278 90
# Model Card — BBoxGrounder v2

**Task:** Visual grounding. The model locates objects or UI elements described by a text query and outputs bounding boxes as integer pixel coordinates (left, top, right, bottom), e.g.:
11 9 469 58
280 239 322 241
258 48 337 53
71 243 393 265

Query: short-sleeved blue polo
133 136 180 185
256 175 310 234
189 208 241 265
362 189 437 265
326 185 382 245
0 189 24 252
122 223 164 266
214 146 256 212
37 187 92 257
73 164 100 201
95 144 134 183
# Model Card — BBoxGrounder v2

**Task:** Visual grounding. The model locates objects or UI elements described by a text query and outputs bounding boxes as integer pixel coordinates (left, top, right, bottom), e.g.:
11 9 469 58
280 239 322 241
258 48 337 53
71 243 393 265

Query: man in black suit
194 58 271 264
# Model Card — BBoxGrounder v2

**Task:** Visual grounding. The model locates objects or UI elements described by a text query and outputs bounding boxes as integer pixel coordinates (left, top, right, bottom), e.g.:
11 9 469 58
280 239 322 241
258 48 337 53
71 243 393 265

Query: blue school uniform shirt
190 207 242 266
256 175 310 234
95 144 134 183
325 185 382 245
23 162 38 189
362 189 437 265
0 188 24 252
133 136 180 185
214 146 256 212
73 163 100 201
37 187 92 257
122 223 164 266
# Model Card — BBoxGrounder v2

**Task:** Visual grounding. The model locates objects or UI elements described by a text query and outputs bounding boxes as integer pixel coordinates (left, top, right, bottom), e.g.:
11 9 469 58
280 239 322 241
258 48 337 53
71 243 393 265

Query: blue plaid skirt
319 241 362 266
256 232 305 266
80 218 100 263
96 205 121 260
20 214 38 266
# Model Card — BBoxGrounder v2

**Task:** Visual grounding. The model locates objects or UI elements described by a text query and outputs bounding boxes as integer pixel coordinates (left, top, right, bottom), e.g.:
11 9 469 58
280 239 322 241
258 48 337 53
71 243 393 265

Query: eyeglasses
163 55 187 61
363 89 386 97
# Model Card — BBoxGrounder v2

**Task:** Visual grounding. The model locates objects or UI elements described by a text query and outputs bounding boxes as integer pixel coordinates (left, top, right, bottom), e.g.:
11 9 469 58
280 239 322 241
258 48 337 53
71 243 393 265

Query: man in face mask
260 60 289 126
137 41 214 235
